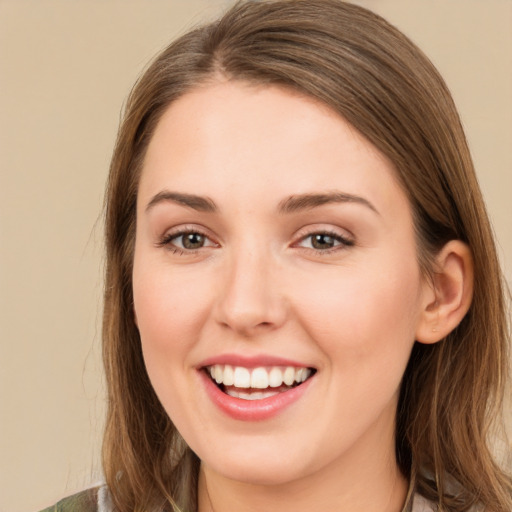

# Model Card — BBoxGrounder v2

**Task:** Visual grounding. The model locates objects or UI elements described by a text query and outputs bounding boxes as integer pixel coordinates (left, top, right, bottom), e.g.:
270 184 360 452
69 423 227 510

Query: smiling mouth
204 364 316 400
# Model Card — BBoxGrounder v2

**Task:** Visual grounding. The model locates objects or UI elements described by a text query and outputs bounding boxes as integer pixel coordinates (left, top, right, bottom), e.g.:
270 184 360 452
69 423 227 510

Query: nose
214 247 287 336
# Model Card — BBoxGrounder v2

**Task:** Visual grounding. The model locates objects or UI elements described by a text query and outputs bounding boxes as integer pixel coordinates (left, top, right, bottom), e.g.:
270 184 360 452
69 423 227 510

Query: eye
175 232 208 250
297 231 353 251
159 230 217 252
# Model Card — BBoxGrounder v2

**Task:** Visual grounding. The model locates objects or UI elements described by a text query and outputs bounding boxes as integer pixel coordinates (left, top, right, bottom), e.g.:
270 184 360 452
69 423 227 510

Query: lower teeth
225 388 284 400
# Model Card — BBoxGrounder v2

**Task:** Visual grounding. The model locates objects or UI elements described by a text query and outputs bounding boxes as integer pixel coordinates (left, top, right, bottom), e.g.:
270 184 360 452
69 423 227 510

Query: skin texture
132 81 472 512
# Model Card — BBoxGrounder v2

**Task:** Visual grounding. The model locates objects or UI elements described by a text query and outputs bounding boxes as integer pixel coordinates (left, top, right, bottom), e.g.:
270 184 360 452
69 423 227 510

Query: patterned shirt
39 485 437 512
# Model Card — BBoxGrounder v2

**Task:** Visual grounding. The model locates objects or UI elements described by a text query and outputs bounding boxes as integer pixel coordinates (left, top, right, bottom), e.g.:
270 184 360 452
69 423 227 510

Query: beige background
0 1 510 511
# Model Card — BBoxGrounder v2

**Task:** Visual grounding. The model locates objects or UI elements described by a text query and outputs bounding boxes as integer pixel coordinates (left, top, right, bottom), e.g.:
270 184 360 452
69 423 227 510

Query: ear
415 240 474 344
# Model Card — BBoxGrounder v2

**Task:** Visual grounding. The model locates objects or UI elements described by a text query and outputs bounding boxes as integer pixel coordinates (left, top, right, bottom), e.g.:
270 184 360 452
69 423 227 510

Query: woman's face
133 81 429 486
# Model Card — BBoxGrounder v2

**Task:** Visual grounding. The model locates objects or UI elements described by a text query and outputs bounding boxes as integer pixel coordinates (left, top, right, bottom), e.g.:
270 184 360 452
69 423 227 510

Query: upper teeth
208 365 312 389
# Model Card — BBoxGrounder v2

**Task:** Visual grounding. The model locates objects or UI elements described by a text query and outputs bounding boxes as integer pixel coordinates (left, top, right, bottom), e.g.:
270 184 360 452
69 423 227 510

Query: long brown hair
102 1 511 510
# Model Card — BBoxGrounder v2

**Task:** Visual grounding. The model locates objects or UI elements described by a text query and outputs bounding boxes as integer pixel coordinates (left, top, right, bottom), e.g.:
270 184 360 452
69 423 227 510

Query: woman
42 1 511 511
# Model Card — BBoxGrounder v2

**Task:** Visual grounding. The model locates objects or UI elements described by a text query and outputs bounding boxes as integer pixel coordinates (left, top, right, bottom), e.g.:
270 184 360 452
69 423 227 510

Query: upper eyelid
161 224 215 239
298 232 350 242
292 225 355 242
294 233 353 249
157 225 219 249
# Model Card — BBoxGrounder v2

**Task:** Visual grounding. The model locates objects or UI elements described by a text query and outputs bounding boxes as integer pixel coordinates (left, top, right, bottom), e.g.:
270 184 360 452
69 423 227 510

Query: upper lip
197 353 314 370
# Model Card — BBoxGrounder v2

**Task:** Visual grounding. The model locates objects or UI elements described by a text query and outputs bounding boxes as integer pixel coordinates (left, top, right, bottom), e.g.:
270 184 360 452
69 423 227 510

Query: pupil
312 234 334 249
183 233 204 249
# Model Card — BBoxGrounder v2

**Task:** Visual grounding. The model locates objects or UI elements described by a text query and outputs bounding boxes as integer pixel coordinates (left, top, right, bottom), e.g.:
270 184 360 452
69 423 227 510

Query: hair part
102 1 511 510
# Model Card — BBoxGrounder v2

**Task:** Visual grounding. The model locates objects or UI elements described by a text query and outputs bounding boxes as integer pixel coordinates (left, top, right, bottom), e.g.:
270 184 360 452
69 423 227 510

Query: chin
195 433 324 487
205 457 309 487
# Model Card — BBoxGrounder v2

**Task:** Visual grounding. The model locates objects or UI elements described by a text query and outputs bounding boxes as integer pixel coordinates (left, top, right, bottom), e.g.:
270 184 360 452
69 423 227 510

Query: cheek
132 260 213 373
132 262 217 432
291 257 422 368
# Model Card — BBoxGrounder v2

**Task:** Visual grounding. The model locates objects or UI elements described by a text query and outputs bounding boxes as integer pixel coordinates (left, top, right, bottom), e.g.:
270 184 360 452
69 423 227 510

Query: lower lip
200 371 314 421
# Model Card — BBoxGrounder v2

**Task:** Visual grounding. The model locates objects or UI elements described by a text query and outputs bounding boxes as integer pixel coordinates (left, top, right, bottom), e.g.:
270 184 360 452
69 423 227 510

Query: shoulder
38 486 113 512
411 493 436 511
411 492 483 512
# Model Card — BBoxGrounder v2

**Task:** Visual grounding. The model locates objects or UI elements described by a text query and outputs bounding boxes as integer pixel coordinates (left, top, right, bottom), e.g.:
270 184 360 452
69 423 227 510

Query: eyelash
157 229 354 255
157 228 216 255
295 230 354 254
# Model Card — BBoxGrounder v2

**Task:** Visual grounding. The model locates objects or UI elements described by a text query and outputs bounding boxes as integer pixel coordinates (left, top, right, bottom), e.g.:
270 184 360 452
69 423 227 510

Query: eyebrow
277 191 379 215
145 191 217 213
145 190 379 216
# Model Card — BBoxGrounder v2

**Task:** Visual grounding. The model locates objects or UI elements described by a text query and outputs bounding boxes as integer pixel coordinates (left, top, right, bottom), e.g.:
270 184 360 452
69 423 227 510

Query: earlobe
415 240 474 344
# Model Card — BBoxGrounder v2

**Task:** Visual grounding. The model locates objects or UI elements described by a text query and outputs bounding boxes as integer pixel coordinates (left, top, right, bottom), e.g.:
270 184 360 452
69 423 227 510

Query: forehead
139 81 407 217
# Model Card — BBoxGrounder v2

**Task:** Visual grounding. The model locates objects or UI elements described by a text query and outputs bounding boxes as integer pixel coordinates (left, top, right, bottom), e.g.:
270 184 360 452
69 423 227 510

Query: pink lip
199 369 314 422
198 353 310 369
